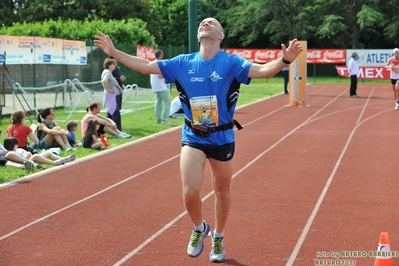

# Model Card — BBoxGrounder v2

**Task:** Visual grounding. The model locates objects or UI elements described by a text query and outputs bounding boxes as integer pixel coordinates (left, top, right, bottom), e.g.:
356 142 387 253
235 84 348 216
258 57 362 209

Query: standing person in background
348 52 360 98
282 66 289 94
384 48 399 110
94 17 302 263
150 50 171 125
110 57 126 110
101 58 123 131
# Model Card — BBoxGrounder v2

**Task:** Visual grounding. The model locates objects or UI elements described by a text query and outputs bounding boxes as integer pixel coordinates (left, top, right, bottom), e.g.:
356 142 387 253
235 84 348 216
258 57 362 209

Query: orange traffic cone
374 232 393 266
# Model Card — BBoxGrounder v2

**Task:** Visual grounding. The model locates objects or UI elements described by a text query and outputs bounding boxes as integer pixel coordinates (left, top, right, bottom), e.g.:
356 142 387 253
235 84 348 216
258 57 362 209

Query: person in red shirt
6 109 39 153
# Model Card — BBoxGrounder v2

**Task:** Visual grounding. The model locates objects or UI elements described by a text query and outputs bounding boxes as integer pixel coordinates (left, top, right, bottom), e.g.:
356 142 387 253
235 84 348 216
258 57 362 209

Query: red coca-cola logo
231 50 253 59
136 48 146 58
324 50 344 59
255 50 276 59
254 50 277 63
307 50 321 59
146 49 155 60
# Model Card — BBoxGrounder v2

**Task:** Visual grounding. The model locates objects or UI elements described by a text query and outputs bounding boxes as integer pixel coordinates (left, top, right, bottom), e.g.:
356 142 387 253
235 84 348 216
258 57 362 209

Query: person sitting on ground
0 130 35 170
66 121 82 147
35 108 75 151
6 109 40 154
4 137 76 167
81 102 131 139
83 119 107 150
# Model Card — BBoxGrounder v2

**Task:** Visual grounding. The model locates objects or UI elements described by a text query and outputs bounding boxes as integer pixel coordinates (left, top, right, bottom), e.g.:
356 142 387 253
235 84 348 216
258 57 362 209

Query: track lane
1 84 398 265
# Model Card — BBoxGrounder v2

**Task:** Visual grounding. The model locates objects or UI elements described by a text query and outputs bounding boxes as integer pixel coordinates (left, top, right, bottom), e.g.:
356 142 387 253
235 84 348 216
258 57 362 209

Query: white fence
2 79 156 122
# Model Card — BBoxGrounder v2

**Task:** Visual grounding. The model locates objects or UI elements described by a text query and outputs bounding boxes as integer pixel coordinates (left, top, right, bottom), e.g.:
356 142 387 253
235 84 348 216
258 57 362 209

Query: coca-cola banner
307 49 346 64
225 48 283 63
335 66 391 80
225 48 346 64
136 45 156 61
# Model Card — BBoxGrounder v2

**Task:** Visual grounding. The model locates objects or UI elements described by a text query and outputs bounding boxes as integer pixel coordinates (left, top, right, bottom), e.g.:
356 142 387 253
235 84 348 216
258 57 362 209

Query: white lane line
286 86 390 265
356 86 374 125
0 154 180 242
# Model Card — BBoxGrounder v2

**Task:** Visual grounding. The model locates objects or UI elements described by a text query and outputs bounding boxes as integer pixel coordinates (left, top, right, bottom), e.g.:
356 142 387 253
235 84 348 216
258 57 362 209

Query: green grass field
0 76 389 183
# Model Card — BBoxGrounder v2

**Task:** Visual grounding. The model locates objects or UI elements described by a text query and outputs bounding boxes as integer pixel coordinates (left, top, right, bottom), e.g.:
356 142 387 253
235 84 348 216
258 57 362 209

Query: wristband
282 57 291 64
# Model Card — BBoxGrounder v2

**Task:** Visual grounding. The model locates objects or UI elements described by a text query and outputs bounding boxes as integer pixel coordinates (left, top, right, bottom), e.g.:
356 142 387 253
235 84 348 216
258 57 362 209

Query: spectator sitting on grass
0 129 35 170
6 109 40 154
66 121 82 147
81 102 131 139
36 108 75 151
83 119 107 150
4 137 76 168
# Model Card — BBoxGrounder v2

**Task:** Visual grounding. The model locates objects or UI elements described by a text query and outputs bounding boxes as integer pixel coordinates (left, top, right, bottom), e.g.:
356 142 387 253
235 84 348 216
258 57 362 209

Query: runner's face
198 18 222 40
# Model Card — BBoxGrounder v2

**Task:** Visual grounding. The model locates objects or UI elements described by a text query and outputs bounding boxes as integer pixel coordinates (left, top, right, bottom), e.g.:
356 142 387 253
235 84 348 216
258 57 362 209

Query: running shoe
209 233 225 263
64 154 76 163
29 160 42 169
64 146 76 151
54 159 65 166
22 160 34 171
121 132 132 138
114 133 127 139
187 221 210 257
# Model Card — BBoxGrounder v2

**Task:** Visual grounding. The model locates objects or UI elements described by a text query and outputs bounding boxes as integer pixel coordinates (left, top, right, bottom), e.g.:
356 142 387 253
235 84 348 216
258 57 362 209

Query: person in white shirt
150 50 171 124
169 96 184 117
348 52 360 97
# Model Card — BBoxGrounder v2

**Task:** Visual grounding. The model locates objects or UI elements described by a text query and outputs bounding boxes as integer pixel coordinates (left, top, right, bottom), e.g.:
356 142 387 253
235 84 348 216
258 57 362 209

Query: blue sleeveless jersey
157 50 252 145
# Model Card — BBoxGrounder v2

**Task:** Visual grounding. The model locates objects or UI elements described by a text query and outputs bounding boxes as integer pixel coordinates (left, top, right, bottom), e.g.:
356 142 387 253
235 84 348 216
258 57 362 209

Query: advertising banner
347 49 394 67
335 66 390 80
136 45 156 61
225 48 346 64
0 35 87 65
338 49 394 79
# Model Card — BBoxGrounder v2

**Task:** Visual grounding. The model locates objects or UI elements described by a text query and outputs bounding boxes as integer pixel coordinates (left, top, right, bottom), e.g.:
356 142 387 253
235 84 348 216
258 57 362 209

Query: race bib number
190 95 219 126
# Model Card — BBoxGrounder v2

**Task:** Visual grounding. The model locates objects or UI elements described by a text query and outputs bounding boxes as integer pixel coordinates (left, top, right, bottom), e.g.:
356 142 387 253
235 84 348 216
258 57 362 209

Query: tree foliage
0 18 155 46
98 0 163 43
3 0 162 44
154 0 189 46
0 0 19 27
0 0 398 49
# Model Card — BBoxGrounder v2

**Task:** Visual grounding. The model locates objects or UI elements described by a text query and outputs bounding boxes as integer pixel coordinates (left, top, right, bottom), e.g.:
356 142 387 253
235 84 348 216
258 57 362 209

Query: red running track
1 84 399 266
